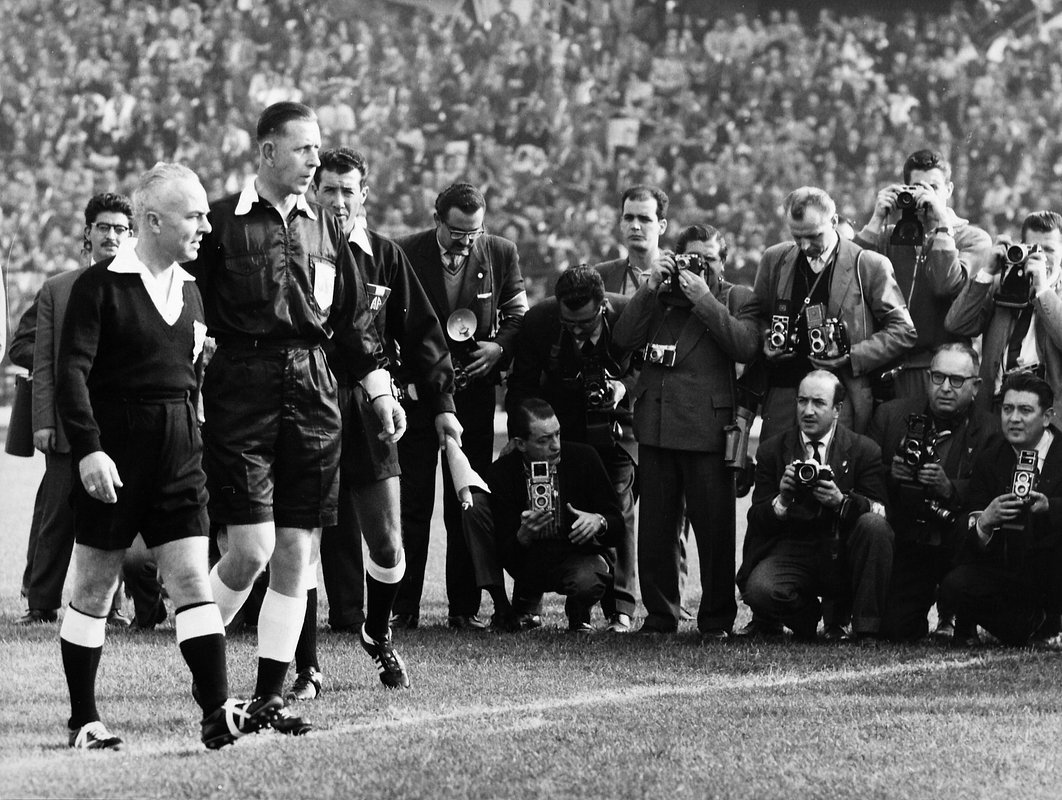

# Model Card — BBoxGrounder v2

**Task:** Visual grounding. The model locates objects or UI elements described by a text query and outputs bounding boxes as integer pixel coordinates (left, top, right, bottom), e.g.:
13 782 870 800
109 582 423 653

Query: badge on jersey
366 283 391 318
312 257 336 314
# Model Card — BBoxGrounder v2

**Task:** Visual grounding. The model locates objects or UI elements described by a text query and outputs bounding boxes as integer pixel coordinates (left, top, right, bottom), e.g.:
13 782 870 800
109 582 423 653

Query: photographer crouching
612 224 761 638
938 373 1062 647
737 370 893 642
506 266 637 632
868 344 995 643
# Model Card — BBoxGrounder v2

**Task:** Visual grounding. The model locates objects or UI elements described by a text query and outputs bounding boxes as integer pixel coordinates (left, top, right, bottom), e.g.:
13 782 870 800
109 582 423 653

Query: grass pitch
3 445 1062 799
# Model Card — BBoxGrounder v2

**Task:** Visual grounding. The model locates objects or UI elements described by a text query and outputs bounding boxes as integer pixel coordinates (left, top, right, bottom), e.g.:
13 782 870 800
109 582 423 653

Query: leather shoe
17 608 58 625
605 613 632 633
700 628 730 642
567 620 593 635
447 614 487 631
389 613 419 630
821 624 852 643
733 618 785 639
489 610 522 632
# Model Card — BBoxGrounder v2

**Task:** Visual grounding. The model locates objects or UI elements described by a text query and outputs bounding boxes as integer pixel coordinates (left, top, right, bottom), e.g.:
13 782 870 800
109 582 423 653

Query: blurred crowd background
2 0 1062 337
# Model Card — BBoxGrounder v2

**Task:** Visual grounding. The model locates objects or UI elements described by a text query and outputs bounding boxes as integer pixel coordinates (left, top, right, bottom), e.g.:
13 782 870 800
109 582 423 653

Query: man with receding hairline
188 102 401 733
56 163 272 750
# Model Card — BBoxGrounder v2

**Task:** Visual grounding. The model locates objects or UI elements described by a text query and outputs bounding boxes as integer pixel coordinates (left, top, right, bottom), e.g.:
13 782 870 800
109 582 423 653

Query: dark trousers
22 451 75 610
599 444 637 618
939 564 1047 645
320 477 365 629
880 543 953 641
743 513 894 636
396 383 495 618
638 445 735 633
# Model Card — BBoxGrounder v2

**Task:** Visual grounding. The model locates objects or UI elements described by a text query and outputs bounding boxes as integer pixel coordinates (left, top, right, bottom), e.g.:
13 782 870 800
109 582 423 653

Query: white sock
257 588 307 663
209 564 254 626
366 550 406 584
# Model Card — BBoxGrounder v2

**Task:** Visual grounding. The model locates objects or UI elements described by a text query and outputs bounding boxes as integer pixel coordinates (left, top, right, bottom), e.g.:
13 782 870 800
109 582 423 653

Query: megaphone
445 309 478 391
446 309 477 342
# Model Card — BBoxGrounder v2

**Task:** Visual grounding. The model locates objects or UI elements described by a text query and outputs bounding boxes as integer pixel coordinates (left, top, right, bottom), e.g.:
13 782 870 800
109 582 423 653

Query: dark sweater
57 260 205 461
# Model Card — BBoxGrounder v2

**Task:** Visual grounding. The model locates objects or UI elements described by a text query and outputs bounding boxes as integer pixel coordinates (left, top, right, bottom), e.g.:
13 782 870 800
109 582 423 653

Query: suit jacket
32 269 86 454
944 276 1062 419
737 424 887 591
753 238 918 432
594 258 643 297
396 228 528 372
958 428 1062 608
8 294 38 370
487 443 623 571
612 279 760 452
505 293 632 443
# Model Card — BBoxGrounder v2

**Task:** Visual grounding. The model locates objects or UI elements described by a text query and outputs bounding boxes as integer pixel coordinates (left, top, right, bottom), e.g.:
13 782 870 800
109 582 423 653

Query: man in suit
738 370 893 642
753 186 917 440
868 344 995 642
939 373 1062 645
463 399 624 633
15 193 134 626
594 185 668 297
506 265 635 632
612 225 760 637
394 182 527 629
854 149 992 404
944 210 1062 420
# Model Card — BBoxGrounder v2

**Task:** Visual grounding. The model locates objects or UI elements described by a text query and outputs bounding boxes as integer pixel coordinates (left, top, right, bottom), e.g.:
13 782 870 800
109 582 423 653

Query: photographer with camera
855 150 992 403
461 399 623 633
612 225 760 637
753 187 916 442
506 266 637 633
945 211 1062 421
938 373 1062 646
738 370 893 643
868 344 995 642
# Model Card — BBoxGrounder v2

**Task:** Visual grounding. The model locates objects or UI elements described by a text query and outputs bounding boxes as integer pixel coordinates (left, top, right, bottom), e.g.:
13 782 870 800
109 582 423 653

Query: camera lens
896 190 915 209
795 463 818 484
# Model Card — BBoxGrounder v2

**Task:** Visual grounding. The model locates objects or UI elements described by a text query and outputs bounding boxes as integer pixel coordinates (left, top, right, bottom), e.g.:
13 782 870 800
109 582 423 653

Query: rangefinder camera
894 186 922 211
805 303 850 359
527 460 556 514
642 343 676 367
899 414 939 470
995 243 1041 309
769 300 796 354
673 253 707 275
1012 450 1038 501
791 459 835 487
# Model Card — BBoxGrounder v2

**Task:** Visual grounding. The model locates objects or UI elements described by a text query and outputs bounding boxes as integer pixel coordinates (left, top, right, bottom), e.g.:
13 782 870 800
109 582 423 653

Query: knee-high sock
209 563 254 627
365 551 405 641
60 605 107 730
176 602 228 714
254 588 306 698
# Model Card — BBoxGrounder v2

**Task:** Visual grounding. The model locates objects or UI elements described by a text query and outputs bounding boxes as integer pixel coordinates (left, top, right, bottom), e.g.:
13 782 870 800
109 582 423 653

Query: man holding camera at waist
854 150 992 403
753 187 916 440
944 211 1062 420
868 344 995 642
738 370 893 642
506 266 636 633
938 373 1062 646
612 223 760 637
463 399 623 633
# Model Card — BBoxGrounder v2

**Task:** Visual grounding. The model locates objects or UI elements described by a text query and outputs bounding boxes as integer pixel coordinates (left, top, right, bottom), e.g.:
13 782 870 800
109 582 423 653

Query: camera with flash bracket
445 309 478 391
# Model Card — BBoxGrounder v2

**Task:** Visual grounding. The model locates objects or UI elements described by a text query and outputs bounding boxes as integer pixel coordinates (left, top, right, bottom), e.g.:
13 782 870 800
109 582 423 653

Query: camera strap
795 250 836 320
1005 306 1035 371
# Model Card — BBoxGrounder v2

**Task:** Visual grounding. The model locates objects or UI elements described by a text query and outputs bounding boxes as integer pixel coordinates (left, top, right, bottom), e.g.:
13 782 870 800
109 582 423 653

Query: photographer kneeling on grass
737 370 894 643
938 373 1062 647
461 398 624 633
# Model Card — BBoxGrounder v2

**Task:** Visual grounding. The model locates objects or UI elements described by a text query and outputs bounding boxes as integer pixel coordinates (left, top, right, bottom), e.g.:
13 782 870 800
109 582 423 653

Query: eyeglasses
92 222 130 236
560 307 603 332
928 371 978 389
442 221 485 242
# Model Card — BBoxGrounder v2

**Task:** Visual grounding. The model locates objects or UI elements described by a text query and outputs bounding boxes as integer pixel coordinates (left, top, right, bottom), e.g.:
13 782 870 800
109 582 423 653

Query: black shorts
74 398 208 551
339 384 401 486
202 344 341 528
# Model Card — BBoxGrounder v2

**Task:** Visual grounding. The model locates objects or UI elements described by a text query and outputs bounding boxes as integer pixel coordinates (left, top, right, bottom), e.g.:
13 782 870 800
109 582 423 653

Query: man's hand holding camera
890 456 954 500
872 183 948 229
777 462 844 513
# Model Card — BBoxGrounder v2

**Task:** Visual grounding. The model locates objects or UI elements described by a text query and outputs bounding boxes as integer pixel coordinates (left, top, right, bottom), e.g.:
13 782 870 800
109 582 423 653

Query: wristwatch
933 226 954 237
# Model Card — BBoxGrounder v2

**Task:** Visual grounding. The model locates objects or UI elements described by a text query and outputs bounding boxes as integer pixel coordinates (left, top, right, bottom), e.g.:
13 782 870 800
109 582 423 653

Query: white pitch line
328 652 1023 737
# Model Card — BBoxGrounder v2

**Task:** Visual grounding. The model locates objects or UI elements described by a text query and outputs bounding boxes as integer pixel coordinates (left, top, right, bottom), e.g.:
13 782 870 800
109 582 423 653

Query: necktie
810 441 823 463
1005 307 1034 371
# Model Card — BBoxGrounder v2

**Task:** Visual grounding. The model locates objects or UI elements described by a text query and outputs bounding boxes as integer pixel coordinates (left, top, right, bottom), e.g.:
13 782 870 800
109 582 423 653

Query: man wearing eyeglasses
11 194 135 627
505 266 635 632
392 182 528 629
945 210 1062 421
868 343 995 642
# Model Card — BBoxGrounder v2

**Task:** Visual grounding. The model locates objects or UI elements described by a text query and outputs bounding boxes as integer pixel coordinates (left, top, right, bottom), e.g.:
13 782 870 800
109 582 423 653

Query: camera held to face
445 309 478 392
768 300 796 355
642 343 676 368
890 185 925 247
805 303 850 360
661 253 709 307
994 243 1041 309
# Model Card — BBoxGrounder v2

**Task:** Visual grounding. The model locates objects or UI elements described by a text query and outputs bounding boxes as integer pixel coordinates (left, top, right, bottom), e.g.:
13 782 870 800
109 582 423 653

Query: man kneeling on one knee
463 398 624 633
737 370 894 642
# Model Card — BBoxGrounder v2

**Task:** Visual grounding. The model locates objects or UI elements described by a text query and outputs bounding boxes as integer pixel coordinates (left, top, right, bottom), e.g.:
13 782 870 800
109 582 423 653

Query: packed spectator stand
2 0 1062 382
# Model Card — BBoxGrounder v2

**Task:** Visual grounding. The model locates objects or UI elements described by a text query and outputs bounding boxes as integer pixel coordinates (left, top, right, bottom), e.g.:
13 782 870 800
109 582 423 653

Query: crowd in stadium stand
2 0 1062 321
